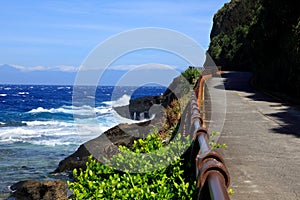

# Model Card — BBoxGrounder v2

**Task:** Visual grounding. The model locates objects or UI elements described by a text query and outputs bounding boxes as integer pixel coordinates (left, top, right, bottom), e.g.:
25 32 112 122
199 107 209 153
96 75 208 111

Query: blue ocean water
0 85 165 198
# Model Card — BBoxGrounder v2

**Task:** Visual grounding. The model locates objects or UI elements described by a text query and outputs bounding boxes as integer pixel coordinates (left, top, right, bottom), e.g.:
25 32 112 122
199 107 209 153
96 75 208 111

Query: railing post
189 79 230 200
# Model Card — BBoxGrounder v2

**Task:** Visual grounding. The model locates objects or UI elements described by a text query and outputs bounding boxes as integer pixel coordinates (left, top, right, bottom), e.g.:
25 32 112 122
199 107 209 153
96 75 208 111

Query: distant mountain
0 64 179 86
0 64 77 85
0 64 132 85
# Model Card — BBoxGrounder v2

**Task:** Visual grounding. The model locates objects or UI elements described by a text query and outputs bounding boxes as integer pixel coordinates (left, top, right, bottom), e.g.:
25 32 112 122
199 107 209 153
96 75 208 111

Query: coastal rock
114 95 164 120
114 75 185 121
54 75 187 173
9 179 67 200
53 105 166 173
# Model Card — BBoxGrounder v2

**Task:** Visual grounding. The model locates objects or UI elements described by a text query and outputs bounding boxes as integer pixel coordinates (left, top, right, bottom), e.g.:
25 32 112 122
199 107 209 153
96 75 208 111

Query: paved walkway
204 71 300 200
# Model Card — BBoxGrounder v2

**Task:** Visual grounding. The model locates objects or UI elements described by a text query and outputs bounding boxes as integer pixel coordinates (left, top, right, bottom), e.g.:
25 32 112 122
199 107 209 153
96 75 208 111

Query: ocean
0 84 165 198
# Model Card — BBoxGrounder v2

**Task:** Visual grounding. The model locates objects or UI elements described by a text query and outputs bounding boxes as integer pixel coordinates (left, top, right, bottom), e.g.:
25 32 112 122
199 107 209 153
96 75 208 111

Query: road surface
204 71 300 200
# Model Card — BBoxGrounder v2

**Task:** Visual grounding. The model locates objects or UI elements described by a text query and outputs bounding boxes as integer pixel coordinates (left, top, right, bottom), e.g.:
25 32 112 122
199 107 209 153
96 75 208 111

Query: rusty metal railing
189 84 230 199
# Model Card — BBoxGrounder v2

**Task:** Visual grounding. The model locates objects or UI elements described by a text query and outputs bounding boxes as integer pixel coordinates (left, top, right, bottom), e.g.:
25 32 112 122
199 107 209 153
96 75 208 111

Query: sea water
0 85 165 198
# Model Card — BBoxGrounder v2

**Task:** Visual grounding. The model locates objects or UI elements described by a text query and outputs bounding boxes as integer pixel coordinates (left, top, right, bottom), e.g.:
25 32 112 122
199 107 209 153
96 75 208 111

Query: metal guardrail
188 73 230 200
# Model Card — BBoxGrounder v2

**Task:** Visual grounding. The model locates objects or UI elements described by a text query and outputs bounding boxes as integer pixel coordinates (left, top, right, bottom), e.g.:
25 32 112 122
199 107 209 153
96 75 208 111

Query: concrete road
204 71 300 200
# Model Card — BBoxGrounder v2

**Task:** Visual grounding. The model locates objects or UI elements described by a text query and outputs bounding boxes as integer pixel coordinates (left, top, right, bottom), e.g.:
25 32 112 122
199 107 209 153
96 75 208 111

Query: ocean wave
0 113 153 146
28 106 88 115
0 93 154 146
0 121 113 146
0 121 27 127
0 125 79 145
0 94 7 97
0 137 78 146
28 105 114 117
103 94 130 107
29 106 70 114
56 86 71 90
30 140 75 146
0 111 150 146
25 120 73 127
18 92 29 95
27 94 131 117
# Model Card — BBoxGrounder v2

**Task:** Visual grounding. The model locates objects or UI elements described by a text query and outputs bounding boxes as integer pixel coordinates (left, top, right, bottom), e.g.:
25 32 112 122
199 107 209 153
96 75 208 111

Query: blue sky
0 0 229 85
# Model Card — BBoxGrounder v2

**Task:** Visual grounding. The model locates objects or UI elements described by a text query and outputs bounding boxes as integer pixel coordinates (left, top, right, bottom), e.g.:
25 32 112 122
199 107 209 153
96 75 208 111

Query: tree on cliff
207 0 300 98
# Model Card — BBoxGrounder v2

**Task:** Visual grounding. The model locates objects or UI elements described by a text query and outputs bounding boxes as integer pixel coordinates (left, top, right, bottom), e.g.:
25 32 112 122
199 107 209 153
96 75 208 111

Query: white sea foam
103 94 130 107
0 120 115 146
28 106 90 115
28 105 114 117
18 92 29 95
0 109 118 146
30 140 75 146
0 124 79 145
0 108 151 146
25 120 73 127
1 94 152 146
0 94 7 97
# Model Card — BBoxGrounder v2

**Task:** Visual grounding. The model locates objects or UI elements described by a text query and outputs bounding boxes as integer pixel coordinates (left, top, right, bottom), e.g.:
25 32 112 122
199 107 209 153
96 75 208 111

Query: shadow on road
213 71 300 138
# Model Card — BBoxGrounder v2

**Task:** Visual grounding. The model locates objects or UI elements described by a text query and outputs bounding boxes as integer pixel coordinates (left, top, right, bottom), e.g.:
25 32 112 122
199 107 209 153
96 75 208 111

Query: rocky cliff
208 0 300 98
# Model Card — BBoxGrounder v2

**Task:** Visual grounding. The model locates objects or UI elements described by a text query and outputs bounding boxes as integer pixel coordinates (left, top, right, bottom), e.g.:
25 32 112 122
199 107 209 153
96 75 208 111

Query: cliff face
208 0 300 98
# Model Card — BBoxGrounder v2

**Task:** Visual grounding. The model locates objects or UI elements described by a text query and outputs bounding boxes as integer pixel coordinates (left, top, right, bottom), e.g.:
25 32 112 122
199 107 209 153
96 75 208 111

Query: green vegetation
208 131 231 195
228 188 234 195
67 67 205 199
208 0 300 98
181 67 201 86
161 100 181 138
68 96 196 199
68 131 195 199
209 131 227 150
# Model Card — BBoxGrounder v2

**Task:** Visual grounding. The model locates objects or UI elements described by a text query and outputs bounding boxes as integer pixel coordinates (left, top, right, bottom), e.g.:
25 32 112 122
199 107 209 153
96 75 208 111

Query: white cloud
4 64 180 73
110 64 179 71
55 65 79 72
10 64 27 71
106 65 137 71
30 66 48 71
77 64 182 71
5 64 78 72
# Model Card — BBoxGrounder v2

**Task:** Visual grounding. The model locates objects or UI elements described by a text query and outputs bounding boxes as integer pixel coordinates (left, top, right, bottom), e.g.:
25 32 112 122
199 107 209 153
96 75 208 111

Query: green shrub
209 131 227 150
181 67 201 86
68 132 195 199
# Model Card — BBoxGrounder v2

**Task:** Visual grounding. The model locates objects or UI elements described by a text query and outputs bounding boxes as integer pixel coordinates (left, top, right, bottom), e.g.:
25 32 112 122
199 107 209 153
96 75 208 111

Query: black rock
53 105 166 173
9 180 67 200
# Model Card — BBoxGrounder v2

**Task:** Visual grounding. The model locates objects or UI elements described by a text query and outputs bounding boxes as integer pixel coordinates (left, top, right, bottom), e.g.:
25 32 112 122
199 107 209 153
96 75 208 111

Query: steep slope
208 0 300 98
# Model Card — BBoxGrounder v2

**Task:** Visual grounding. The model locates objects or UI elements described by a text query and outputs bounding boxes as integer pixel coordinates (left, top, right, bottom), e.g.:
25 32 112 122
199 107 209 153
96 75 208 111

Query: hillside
207 0 300 98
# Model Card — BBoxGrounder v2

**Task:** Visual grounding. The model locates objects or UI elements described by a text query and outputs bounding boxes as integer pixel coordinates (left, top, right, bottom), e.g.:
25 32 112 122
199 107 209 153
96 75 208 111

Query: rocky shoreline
6 73 184 200
7 91 176 199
